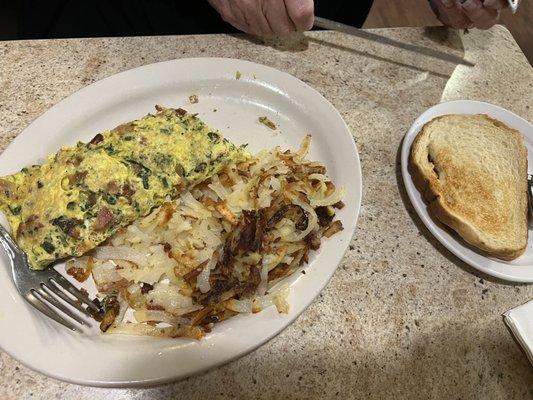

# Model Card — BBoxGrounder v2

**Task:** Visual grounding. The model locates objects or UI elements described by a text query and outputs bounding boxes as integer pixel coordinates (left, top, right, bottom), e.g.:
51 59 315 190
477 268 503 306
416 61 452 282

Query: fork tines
1 223 102 331
26 269 101 331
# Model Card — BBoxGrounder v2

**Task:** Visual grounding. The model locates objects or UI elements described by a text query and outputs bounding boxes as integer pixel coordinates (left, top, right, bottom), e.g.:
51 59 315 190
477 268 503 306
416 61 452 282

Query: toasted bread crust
409 114 528 261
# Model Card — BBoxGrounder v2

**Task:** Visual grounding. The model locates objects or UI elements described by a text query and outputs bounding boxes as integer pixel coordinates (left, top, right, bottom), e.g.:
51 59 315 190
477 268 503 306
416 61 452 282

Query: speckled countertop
1 26 533 399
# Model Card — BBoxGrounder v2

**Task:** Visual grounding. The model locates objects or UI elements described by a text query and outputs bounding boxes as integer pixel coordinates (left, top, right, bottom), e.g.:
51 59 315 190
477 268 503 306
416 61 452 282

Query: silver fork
0 224 101 331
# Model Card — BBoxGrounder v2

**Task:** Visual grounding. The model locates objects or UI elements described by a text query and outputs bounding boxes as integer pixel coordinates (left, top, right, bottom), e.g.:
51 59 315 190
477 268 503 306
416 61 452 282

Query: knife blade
313 16 475 67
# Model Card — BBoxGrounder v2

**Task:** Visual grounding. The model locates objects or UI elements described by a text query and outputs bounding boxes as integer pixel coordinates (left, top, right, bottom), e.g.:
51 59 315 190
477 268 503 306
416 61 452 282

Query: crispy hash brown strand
67 136 345 338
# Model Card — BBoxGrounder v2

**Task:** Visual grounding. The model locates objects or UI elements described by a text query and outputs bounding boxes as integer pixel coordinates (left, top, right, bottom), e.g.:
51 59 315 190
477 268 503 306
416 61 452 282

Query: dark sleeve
315 0 374 28
18 0 373 40
18 0 237 39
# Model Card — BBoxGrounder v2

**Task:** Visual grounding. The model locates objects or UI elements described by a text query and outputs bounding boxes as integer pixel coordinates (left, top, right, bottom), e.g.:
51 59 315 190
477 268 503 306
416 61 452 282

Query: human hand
208 0 314 37
429 0 507 29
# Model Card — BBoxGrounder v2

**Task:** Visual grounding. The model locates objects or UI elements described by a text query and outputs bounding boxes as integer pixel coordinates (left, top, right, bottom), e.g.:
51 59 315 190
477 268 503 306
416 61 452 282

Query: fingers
238 0 274 37
284 0 315 32
208 0 271 37
461 0 499 29
209 0 314 38
264 0 296 37
431 0 500 30
482 0 508 10
435 0 473 29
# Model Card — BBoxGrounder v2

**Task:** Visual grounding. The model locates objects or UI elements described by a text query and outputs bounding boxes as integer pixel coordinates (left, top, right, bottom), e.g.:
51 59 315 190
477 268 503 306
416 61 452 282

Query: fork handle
0 223 22 260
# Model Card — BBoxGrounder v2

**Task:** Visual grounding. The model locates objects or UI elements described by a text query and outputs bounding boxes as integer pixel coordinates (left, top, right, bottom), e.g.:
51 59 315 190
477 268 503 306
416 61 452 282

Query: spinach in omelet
0 107 249 269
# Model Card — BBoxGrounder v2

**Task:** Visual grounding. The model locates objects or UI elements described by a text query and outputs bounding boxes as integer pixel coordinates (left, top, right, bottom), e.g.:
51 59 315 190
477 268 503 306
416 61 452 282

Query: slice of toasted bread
410 114 528 261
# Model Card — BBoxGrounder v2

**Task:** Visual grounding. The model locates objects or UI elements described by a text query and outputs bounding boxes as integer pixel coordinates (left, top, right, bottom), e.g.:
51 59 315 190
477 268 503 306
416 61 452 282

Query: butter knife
313 16 475 66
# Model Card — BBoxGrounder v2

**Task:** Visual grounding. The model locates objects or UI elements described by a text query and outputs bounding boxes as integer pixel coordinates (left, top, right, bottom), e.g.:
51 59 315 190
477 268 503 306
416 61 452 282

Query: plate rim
0 57 362 387
401 99 533 283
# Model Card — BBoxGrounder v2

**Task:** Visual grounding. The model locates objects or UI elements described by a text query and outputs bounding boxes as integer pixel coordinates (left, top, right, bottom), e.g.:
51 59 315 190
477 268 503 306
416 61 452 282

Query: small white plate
401 100 533 283
0 58 361 387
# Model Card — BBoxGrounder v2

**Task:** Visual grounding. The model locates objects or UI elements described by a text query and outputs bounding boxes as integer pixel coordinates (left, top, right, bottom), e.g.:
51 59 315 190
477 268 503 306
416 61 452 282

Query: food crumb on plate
258 116 277 130
189 94 199 104
235 71 242 80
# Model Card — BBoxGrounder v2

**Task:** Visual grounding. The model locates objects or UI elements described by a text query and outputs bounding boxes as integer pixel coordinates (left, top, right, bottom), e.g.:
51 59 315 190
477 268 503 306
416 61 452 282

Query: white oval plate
401 100 533 283
0 58 361 386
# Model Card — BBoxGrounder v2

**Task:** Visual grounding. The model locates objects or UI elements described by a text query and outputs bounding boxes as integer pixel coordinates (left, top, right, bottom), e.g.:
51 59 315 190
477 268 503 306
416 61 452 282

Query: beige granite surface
1 26 533 399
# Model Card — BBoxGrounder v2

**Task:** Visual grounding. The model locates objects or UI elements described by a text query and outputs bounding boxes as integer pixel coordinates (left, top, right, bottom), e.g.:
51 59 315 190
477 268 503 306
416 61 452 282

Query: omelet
0 107 248 269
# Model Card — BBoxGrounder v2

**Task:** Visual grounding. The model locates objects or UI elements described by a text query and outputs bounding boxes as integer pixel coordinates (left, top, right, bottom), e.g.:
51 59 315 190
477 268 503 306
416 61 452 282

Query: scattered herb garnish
141 174 150 189
104 145 117 155
208 132 220 142
9 205 21 215
104 193 117 205
41 241 55 254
